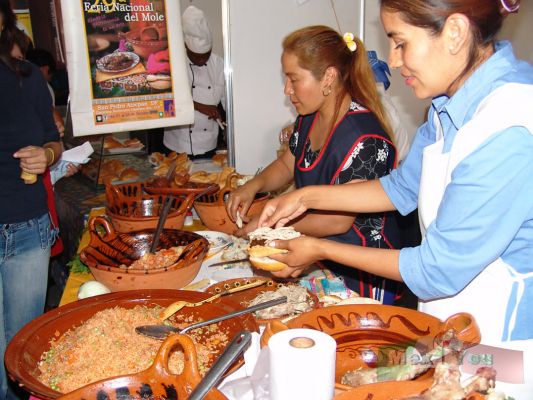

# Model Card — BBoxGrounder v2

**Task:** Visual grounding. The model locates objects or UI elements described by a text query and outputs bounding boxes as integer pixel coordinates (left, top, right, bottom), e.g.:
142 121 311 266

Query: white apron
417 83 533 398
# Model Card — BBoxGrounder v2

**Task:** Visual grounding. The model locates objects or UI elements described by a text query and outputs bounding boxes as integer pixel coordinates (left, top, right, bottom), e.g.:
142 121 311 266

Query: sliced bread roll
247 227 301 271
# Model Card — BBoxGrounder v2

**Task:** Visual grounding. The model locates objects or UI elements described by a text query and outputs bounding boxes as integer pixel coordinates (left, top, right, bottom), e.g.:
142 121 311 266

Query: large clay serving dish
58 334 227 400
105 182 194 232
79 216 208 291
261 305 480 392
193 174 269 234
206 277 319 325
5 289 257 399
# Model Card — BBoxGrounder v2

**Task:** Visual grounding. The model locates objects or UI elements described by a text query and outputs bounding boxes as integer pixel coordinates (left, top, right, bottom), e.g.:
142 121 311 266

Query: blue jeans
0 213 53 400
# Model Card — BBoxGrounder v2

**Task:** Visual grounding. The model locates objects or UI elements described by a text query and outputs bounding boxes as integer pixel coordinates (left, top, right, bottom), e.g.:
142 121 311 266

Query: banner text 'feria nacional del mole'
61 0 194 136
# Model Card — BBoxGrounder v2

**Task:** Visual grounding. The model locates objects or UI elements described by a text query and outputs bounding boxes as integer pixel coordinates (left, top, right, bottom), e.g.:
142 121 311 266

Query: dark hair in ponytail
282 25 392 138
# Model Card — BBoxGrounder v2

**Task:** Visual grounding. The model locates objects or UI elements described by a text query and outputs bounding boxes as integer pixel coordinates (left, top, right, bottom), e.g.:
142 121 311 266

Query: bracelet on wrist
45 147 55 166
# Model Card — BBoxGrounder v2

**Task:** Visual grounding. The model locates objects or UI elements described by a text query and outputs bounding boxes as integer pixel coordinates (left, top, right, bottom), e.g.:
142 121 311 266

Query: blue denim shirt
380 42 533 340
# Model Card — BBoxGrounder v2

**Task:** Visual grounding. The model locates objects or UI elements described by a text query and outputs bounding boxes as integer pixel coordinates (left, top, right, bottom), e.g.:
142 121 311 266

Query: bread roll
247 227 301 271
104 136 124 149
119 167 139 181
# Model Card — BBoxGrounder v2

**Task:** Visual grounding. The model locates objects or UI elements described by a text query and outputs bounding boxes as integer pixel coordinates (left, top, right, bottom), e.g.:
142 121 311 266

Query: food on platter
320 293 381 306
247 227 301 271
194 231 231 256
212 152 227 166
189 166 238 189
37 305 228 393
340 329 494 396
103 136 124 149
96 51 140 73
146 73 172 90
123 138 142 147
118 167 139 181
245 284 314 320
220 236 249 261
400 363 499 400
123 246 186 270
150 151 191 177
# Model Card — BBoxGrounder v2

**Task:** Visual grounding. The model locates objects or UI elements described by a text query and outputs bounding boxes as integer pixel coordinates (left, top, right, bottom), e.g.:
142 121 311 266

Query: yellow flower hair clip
343 32 357 52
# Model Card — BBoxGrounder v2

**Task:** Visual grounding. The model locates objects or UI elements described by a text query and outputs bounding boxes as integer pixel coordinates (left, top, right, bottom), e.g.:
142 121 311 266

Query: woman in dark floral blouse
227 25 405 304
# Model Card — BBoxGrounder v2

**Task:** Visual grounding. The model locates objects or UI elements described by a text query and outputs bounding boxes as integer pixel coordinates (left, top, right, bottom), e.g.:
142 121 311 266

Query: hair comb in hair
500 0 520 13
343 32 357 52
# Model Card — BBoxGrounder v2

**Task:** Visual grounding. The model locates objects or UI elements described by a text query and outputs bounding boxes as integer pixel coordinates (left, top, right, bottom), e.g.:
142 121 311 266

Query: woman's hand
13 146 49 175
267 236 323 278
258 187 309 228
234 214 260 237
226 183 259 222
65 163 81 178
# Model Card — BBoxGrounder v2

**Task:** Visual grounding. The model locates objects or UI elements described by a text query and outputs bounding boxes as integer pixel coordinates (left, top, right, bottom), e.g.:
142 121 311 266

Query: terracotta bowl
105 182 195 233
194 187 269 235
58 334 228 400
4 289 257 399
261 305 481 392
79 216 208 291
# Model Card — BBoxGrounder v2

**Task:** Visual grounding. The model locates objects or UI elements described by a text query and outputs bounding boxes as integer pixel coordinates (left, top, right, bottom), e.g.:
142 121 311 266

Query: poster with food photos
61 0 194 135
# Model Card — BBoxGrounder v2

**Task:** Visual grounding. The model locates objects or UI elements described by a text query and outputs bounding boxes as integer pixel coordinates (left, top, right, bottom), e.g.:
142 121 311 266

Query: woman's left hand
13 146 48 175
267 236 322 278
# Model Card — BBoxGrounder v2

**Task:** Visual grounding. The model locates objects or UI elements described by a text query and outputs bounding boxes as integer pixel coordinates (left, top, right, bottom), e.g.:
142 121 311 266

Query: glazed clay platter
205 277 319 324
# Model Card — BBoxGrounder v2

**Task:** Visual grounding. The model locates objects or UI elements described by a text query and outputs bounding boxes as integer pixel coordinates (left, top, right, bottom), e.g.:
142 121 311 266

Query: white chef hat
182 5 212 54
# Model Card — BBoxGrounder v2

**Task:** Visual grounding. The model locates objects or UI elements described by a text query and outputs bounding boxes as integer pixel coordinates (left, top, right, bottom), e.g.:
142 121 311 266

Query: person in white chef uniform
255 0 533 397
164 5 225 159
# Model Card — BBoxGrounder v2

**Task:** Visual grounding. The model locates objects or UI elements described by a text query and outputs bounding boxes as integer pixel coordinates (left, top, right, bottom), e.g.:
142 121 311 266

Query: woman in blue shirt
257 0 532 396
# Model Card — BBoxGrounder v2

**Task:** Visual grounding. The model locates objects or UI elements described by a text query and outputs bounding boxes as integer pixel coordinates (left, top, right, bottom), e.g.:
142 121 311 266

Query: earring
322 85 332 96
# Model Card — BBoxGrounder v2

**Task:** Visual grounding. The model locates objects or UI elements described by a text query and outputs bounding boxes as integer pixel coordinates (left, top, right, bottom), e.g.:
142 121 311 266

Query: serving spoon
136 296 287 340
159 279 267 320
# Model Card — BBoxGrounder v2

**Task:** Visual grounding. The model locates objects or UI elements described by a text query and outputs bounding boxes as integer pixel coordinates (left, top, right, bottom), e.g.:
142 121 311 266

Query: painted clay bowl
105 182 194 232
261 304 480 391
194 187 269 235
4 289 257 399
79 216 208 291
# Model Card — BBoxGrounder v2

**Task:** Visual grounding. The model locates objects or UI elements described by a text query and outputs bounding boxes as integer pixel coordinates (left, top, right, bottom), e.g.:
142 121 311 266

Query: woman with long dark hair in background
0 0 61 398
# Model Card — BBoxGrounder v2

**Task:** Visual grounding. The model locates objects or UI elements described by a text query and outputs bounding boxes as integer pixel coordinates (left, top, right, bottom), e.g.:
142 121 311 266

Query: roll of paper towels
268 328 336 400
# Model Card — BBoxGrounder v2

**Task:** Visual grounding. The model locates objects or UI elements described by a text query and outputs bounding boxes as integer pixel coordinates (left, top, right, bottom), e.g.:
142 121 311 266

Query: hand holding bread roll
247 226 301 271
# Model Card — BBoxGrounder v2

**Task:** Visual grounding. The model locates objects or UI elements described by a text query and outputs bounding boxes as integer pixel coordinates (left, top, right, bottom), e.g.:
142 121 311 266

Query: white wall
364 1 533 149
228 0 363 174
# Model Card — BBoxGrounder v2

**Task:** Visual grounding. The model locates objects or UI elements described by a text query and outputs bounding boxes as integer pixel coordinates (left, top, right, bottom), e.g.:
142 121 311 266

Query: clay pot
79 216 208 291
105 182 194 232
4 289 257 399
261 304 481 393
194 174 269 234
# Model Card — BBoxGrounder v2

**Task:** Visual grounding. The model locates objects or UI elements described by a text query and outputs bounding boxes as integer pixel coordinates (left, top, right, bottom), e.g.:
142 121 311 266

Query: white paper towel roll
268 328 336 400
